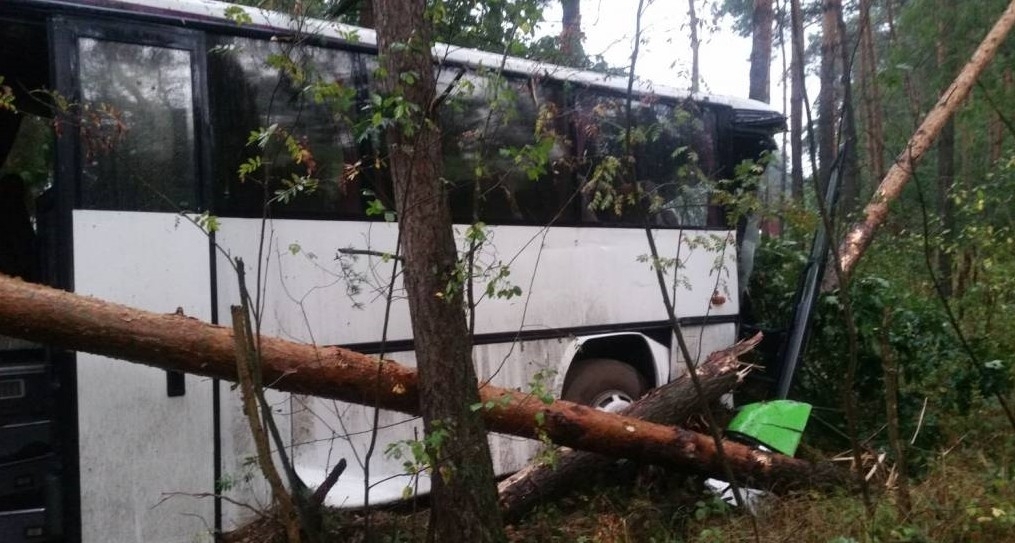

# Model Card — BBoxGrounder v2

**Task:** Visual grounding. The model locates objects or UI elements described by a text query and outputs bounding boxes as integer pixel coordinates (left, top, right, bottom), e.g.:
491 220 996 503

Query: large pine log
0 275 848 492
498 334 757 520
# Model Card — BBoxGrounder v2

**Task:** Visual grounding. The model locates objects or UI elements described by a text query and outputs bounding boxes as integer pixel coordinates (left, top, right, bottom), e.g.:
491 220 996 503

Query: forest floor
225 405 1015 542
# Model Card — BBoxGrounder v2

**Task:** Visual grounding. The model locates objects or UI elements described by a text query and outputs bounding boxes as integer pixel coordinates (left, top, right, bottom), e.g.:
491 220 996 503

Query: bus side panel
289 350 427 507
210 219 566 507
209 218 737 507
211 220 735 346
73 210 214 543
670 322 739 379
211 217 408 523
213 217 409 345
468 226 739 334
288 338 563 507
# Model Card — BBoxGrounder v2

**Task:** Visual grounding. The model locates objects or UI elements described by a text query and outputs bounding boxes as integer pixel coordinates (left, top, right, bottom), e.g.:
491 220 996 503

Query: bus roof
20 0 784 124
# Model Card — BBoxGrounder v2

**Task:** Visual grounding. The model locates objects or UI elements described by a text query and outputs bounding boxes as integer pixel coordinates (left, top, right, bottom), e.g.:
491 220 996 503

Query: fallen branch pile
498 334 757 519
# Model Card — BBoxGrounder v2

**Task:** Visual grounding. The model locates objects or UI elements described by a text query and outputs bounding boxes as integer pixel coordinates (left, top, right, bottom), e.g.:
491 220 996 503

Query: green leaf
237 156 262 182
399 70 419 85
365 199 387 217
196 212 220 233
223 6 252 25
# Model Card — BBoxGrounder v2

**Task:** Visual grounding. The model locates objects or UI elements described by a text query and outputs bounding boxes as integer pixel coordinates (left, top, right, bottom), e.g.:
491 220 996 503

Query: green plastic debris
726 400 811 456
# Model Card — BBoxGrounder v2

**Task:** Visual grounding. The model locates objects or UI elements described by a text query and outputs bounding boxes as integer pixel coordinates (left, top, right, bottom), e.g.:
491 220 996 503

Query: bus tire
561 358 648 413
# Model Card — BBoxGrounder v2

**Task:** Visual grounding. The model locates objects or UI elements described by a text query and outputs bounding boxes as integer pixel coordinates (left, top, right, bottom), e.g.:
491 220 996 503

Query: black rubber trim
208 232 222 536
340 315 738 355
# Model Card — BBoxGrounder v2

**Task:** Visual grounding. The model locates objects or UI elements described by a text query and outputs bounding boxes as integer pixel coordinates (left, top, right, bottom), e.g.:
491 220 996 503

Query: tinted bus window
437 68 577 225
208 37 363 218
78 38 197 211
574 90 720 227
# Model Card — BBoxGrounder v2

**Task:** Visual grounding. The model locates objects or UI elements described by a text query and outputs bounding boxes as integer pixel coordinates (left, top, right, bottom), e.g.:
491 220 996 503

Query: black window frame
207 34 373 221
52 16 212 214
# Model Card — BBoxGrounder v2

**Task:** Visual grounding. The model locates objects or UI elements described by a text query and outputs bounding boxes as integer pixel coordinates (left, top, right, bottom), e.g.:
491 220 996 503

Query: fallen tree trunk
498 334 756 520
0 275 848 493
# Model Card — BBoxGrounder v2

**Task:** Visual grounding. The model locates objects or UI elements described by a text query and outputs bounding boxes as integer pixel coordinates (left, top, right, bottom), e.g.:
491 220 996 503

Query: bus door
51 17 216 543
0 11 67 543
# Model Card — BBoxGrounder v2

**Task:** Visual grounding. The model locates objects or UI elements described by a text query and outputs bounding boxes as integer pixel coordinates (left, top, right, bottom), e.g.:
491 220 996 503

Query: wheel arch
555 332 669 396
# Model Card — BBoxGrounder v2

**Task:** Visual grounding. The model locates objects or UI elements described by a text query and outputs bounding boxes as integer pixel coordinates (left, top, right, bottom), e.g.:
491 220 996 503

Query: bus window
575 90 721 227
438 69 577 225
649 103 720 227
208 37 363 218
78 39 197 212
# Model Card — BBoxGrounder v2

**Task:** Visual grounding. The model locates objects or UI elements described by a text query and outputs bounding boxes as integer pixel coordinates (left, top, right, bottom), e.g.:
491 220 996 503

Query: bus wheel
562 358 648 413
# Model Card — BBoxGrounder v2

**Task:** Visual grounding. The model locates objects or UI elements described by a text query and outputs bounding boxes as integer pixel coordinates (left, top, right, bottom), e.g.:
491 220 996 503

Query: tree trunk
560 0 583 67
858 0 886 182
937 116 956 297
370 1 504 540
688 0 701 93
835 0 860 216
817 0 841 195
748 0 773 234
790 0 805 202
498 334 757 520
936 7 956 298
0 274 850 494
826 0 1015 290
988 69 1009 163
749 0 774 103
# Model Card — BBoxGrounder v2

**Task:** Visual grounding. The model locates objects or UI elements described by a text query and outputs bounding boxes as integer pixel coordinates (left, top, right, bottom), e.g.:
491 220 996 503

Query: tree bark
370 0 504 540
748 0 774 232
790 0 805 202
749 0 774 103
826 0 1015 290
935 5 956 298
835 0 860 216
498 334 757 521
817 0 841 196
688 0 701 93
989 68 1012 164
560 0 583 67
858 0 886 182
0 274 850 494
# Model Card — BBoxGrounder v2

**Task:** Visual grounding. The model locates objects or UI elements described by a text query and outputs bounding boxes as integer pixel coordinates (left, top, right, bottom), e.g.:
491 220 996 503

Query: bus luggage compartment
0 359 48 421
0 420 52 464
0 507 48 542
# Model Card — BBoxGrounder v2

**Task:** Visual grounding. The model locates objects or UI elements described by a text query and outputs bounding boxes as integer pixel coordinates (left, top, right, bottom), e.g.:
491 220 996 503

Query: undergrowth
310 405 1015 542
683 407 1015 543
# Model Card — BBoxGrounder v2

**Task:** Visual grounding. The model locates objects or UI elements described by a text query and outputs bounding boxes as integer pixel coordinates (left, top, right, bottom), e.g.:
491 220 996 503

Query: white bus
0 1 784 540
